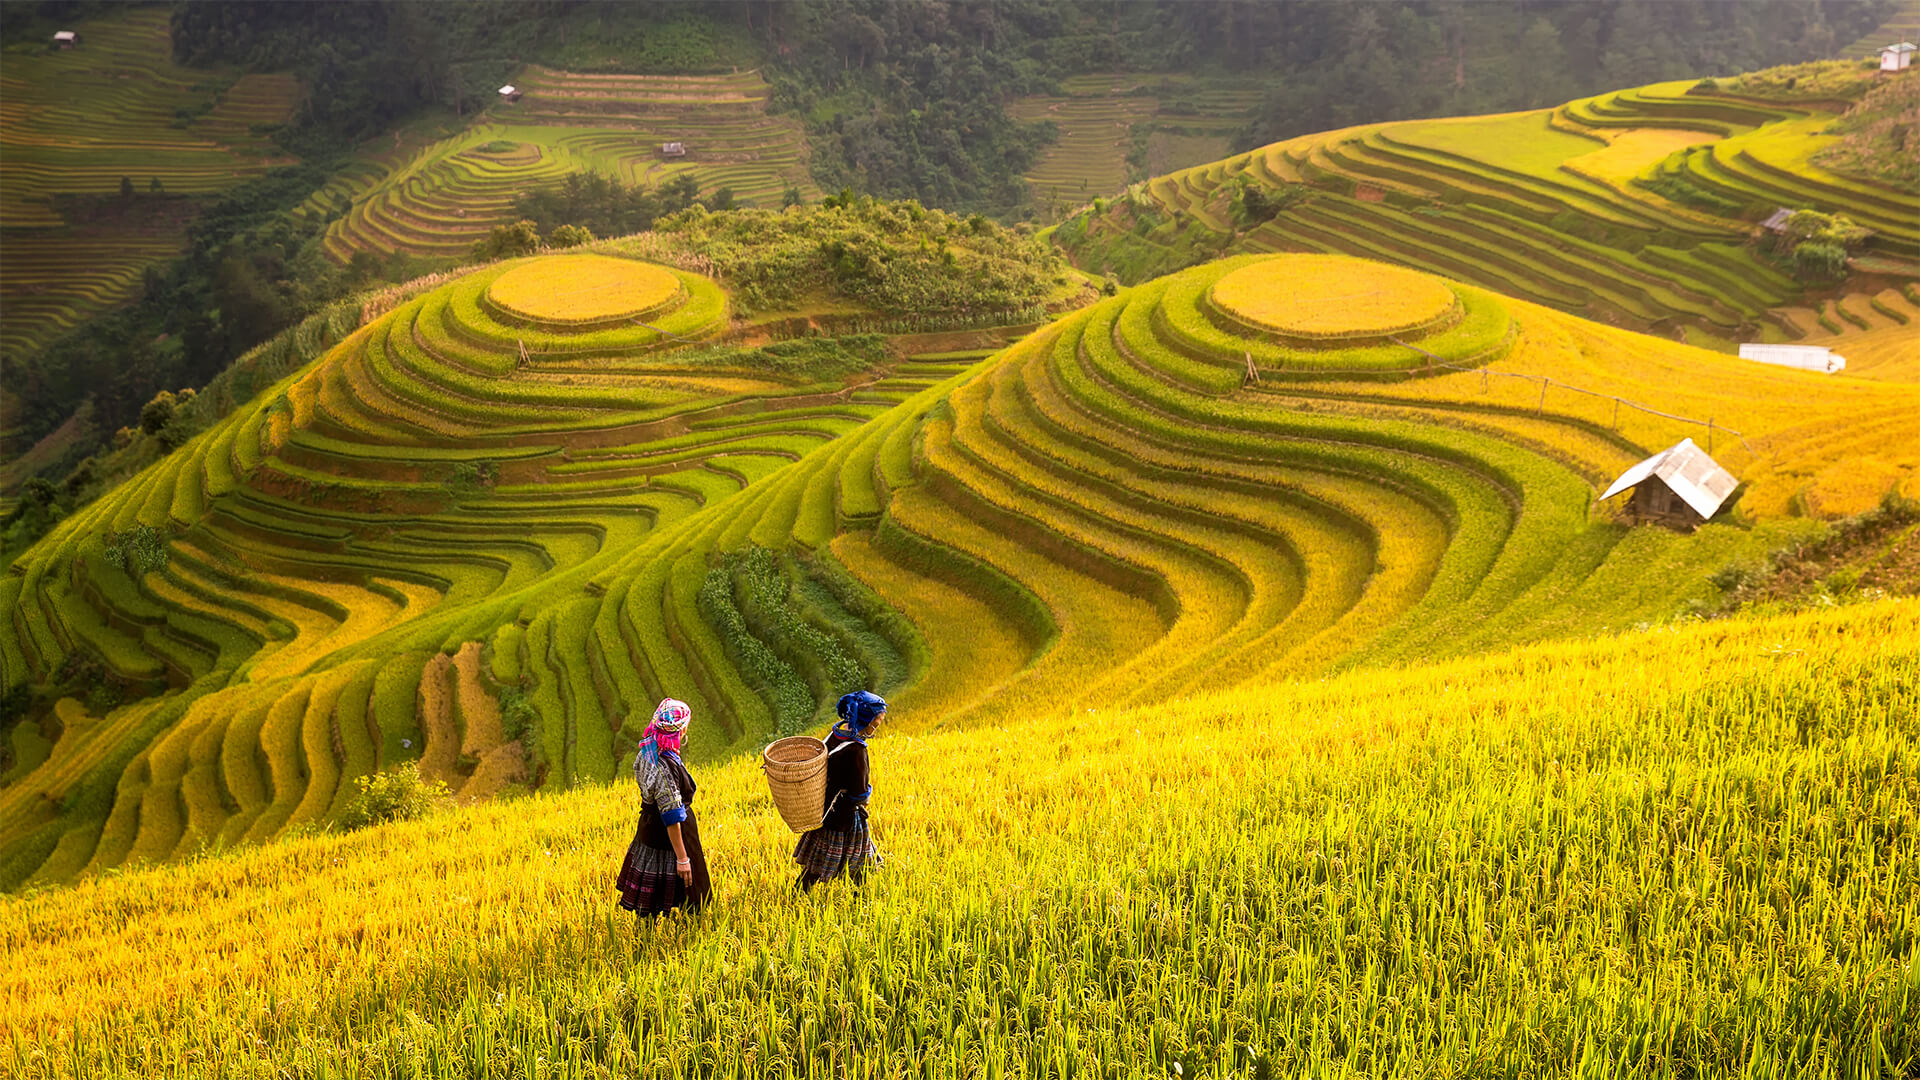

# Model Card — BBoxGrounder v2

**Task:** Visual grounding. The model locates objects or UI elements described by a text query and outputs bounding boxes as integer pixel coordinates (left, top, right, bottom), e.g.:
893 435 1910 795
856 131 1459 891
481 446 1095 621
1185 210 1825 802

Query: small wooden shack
1881 42 1915 72
659 141 687 158
1759 207 1793 235
497 84 522 103
1601 438 1738 530
53 30 77 49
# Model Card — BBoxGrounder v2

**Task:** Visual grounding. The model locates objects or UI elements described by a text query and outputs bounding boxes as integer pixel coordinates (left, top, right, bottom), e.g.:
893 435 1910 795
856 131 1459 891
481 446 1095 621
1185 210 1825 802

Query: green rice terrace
317 67 819 265
0 8 297 395
1007 73 1261 221
5 244 1914 890
1050 61 1920 350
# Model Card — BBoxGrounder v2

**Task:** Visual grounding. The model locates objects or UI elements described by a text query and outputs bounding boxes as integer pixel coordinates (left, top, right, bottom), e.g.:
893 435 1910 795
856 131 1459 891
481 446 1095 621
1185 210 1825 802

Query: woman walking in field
794 690 887 891
617 698 710 917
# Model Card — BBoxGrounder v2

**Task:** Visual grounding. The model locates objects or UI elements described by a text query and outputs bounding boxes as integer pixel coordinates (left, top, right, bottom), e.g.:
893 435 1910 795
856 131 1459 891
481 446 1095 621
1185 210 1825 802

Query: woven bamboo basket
762 735 828 833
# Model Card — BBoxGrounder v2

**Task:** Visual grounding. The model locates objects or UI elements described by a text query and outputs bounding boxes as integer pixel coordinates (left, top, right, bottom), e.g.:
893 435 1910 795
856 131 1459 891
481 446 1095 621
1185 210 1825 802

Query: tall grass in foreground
4 602 1917 1078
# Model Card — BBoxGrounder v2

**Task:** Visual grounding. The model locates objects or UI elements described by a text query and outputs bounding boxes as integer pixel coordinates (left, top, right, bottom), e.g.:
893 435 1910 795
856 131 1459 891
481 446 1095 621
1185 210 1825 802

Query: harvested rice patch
486 255 682 326
451 641 504 758
417 652 461 787
457 743 528 802
1210 254 1457 339
1567 127 1717 183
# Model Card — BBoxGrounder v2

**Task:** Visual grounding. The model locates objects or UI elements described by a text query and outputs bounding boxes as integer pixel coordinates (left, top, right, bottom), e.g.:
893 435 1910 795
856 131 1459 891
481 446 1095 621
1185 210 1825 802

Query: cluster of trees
652 198 1068 317
507 172 708 241
1771 209 1873 280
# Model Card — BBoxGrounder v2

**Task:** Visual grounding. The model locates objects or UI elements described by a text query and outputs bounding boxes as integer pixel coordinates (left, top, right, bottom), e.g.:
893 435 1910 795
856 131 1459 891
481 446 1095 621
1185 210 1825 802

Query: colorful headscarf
832 690 887 743
638 697 692 765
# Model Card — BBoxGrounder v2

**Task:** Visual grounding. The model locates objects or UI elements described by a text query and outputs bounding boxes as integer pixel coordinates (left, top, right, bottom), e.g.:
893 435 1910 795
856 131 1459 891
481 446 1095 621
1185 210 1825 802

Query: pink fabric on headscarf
639 698 691 762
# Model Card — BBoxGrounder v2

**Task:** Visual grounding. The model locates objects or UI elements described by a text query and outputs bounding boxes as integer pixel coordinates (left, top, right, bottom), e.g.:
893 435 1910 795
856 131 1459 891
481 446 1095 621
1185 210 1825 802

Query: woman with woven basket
616 698 711 917
794 690 887 891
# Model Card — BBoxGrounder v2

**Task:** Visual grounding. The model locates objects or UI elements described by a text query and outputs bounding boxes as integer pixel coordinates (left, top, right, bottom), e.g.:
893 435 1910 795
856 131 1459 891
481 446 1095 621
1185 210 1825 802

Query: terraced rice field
0 250 966 885
7 250 1910 889
320 68 818 264
1058 75 1919 345
0 9 298 366
1781 287 1920 386
1007 74 1258 219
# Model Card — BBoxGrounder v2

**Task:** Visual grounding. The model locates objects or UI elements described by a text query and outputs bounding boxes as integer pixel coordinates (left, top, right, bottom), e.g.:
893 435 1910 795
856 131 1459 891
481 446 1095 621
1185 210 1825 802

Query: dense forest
0 0 1904 530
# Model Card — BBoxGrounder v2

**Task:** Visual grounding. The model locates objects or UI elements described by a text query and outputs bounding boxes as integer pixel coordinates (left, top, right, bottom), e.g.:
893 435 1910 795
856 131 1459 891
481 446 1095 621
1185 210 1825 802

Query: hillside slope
0 9 298 443
5 247 1913 889
319 68 819 264
1051 65 1920 351
3 600 1914 1076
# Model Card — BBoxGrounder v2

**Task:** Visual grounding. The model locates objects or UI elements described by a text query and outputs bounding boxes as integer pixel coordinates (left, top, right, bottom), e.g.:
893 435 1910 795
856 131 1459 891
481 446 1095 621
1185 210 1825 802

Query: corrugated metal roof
1761 208 1793 232
1600 438 1738 520
498 84 518 95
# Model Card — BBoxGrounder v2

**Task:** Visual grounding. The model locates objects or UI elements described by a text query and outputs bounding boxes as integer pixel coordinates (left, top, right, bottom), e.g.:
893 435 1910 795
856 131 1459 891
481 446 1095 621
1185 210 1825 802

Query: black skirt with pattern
793 811 879 884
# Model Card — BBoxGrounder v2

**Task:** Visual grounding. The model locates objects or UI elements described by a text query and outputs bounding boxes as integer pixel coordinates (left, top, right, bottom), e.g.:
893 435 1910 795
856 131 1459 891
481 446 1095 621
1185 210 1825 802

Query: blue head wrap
832 690 887 742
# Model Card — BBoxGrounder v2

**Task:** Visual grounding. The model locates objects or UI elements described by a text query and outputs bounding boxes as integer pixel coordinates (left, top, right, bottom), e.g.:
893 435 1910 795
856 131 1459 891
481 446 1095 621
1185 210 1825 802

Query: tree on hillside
471 219 542 262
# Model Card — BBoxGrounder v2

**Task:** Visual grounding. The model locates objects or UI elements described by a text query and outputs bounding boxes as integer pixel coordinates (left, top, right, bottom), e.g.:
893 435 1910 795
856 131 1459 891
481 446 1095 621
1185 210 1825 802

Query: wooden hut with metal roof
1600 438 1738 530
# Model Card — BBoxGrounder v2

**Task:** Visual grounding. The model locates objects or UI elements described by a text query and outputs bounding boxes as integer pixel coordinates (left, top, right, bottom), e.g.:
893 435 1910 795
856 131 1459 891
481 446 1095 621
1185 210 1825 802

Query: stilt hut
53 30 77 49
1600 438 1737 530
497 84 522 103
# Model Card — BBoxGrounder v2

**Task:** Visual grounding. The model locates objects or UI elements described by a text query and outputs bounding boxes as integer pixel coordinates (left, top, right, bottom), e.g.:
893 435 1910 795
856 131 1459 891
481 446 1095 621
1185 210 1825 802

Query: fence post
1538 379 1548 414
1707 418 1714 454
1612 397 1620 429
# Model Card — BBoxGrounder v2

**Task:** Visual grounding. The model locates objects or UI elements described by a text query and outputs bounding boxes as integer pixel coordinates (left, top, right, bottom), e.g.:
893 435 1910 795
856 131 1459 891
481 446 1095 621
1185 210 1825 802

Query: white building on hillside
1738 343 1846 373
497 84 522 102
1883 42 1916 71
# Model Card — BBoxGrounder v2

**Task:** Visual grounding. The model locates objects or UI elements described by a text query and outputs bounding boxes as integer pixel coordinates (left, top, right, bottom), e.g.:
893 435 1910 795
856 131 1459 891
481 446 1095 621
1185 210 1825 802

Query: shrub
497 686 537 745
140 390 181 435
338 763 449 830
1792 241 1847 280
445 460 498 498
102 525 169 574
547 224 594 249
470 219 542 262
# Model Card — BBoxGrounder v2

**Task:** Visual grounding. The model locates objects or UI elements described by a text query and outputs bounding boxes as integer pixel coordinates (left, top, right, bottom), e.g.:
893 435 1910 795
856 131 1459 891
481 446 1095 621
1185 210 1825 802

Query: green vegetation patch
651 201 1078 317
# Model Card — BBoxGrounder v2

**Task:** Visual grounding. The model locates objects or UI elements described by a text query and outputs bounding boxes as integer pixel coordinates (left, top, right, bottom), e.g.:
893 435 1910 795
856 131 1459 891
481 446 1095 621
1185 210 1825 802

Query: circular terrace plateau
1210 255 1458 342
487 254 682 326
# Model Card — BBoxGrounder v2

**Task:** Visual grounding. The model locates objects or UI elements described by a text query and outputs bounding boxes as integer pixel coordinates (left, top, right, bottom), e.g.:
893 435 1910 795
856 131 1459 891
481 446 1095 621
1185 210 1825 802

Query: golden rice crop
486 254 683 325
1296 299 1920 515
2 600 1914 1078
1207 253 1456 337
